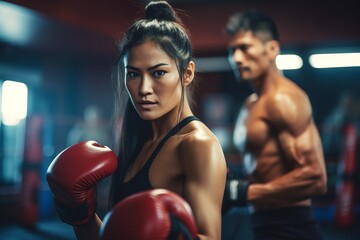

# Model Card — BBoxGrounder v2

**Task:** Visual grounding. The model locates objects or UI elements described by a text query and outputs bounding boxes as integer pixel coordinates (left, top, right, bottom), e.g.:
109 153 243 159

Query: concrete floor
0 217 74 240
0 208 359 240
222 207 360 240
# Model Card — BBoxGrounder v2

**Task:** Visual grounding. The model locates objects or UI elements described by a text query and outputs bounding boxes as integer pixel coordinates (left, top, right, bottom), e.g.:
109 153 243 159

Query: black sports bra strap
146 116 199 164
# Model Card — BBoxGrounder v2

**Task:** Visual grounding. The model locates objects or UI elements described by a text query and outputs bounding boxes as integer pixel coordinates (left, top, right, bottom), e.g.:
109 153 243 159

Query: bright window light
195 54 303 72
0 1 35 46
195 57 232 72
1 80 28 126
309 53 360 68
276 54 303 70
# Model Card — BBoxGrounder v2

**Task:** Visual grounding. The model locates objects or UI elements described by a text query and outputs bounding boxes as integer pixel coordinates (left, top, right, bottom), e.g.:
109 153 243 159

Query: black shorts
251 206 323 240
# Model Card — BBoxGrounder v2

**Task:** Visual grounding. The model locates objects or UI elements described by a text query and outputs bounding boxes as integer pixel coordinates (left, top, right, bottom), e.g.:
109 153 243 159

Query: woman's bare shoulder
180 121 219 144
178 121 225 161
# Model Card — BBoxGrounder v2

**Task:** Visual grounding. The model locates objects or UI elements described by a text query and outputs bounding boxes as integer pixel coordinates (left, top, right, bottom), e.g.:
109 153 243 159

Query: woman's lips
137 100 157 109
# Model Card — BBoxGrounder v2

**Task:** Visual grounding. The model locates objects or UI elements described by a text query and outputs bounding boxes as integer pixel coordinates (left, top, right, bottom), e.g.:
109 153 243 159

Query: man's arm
248 91 327 205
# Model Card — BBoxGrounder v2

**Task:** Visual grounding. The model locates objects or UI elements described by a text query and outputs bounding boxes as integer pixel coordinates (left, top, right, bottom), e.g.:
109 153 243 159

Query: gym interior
0 0 359 239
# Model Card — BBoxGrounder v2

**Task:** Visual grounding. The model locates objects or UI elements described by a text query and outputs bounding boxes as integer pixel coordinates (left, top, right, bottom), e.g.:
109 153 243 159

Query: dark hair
109 0 193 206
226 10 279 42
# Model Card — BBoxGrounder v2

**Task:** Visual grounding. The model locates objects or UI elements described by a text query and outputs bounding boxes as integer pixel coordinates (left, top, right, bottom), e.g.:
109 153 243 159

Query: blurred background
0 0 359 239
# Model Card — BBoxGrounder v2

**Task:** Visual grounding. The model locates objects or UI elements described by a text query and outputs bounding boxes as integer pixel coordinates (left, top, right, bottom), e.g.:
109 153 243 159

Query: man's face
228 31 273 82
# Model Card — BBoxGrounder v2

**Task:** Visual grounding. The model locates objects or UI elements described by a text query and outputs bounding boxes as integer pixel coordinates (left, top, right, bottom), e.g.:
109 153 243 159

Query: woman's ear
183 61 195 86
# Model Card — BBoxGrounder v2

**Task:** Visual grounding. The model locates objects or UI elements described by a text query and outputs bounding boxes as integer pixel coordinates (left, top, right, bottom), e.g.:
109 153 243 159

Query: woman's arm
74 214 102 240
181 130 227 240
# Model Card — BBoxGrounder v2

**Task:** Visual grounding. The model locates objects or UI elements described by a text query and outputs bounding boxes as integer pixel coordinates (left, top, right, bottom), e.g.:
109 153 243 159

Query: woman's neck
150 102 193 141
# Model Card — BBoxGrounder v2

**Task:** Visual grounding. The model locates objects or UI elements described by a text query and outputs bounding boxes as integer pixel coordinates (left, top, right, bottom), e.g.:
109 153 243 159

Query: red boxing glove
99 189 199 240
46 141 117 226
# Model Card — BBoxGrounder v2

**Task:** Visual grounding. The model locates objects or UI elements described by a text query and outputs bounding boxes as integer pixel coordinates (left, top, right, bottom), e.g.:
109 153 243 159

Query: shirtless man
222 10 327 239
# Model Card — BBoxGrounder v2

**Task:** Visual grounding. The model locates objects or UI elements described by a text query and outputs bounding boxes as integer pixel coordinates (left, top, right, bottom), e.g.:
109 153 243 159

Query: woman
76 1 226 239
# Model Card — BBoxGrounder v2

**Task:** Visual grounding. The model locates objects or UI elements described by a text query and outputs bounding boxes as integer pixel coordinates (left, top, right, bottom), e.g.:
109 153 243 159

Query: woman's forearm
74 214 102 240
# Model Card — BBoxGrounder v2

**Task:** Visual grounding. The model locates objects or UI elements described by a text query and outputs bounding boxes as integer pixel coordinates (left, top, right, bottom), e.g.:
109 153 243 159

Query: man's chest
234 103 272 152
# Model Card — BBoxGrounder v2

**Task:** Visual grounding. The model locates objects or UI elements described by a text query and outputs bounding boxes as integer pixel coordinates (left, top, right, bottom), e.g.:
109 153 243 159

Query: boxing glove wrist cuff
169 215 195 240
229 179 249 206
54 199 95 226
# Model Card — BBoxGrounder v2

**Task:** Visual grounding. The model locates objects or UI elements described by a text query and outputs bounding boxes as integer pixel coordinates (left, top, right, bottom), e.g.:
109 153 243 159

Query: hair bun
145 0 178 22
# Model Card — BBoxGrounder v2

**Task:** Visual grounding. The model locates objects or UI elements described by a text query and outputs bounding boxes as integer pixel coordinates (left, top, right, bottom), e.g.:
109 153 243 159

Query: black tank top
117 116 199 201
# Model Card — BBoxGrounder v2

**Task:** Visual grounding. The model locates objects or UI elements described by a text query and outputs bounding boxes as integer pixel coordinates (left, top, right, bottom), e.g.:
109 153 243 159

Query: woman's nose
139 75 153 96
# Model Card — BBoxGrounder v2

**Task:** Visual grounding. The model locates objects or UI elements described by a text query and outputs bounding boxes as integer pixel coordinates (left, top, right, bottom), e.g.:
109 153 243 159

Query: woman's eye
127 71 139 79
153 70 166 78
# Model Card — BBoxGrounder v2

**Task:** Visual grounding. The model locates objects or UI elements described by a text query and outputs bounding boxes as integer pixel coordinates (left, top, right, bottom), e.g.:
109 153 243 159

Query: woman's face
124 41 182 121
